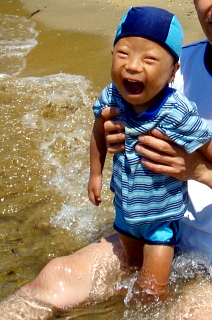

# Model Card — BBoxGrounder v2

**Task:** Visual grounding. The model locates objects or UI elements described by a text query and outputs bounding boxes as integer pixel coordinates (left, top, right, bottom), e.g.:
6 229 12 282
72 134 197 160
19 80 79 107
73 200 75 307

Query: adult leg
0 233 125 318
28 234 124 307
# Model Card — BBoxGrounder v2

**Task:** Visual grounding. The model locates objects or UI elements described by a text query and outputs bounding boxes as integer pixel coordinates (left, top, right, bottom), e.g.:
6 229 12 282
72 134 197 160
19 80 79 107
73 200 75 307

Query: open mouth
123 79 144 95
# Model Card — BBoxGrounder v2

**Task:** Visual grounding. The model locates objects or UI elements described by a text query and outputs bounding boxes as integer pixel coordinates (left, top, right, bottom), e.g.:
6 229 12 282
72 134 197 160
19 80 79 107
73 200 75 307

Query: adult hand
101 107 212 187
135 128 212 187
102 107 125 154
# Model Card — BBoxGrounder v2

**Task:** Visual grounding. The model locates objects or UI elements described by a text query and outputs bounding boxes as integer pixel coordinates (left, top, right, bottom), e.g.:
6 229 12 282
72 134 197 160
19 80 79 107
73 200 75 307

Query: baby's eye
144 56 157 64
117 50 128 56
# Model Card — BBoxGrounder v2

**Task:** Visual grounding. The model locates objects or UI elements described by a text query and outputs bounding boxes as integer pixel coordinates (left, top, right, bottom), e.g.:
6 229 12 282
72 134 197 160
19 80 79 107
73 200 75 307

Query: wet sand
21 0 204 43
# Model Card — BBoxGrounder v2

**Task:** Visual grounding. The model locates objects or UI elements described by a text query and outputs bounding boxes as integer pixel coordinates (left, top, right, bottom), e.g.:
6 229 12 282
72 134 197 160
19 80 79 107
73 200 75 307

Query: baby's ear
175 62 180 73
111 49 113 55
169 62 180 83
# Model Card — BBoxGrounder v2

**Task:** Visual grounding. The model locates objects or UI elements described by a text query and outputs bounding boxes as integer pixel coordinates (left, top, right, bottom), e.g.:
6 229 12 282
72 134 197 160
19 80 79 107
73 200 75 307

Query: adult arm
135 129 212 188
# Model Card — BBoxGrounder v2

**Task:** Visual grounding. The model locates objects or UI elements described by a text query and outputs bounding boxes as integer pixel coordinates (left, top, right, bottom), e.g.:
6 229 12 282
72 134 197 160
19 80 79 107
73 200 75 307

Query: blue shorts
114 206 181 245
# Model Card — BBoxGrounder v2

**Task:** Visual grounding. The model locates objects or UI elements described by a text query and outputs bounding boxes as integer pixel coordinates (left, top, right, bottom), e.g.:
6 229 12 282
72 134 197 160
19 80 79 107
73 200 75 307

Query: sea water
0 6 212 320
0 9 113 297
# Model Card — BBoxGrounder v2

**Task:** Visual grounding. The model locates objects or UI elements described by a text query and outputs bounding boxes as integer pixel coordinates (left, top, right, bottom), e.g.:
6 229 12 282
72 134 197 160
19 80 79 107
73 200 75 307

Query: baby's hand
88 176 102 206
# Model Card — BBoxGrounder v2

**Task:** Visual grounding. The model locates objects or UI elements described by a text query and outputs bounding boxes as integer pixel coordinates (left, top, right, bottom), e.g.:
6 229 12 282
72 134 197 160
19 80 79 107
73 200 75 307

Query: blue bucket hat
114 6 184 61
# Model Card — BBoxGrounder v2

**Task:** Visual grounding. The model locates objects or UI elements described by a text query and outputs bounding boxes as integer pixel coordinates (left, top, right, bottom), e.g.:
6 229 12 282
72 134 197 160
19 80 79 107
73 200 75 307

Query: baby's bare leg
118 234 174 298
118 233 144 271
139 244 174 299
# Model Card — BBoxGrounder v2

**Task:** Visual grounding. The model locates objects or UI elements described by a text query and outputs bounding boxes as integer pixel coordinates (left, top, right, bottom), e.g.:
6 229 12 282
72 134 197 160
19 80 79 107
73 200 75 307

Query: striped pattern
93 83 212 226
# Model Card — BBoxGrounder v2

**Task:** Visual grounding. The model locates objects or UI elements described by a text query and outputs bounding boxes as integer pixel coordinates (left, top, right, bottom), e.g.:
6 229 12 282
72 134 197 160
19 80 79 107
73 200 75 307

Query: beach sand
19 0 205 91
21 0 204 43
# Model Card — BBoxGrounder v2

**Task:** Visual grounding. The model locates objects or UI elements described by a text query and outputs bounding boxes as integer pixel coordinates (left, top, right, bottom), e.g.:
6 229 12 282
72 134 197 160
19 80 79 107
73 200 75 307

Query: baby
88 6 212 299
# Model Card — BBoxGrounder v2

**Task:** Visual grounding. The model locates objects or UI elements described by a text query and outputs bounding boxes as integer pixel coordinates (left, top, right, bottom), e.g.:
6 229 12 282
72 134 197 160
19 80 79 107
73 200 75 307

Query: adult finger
107 142 125 154
135 143 184 166
102 107 121 120
137 134 178 156
104 120 125 132
140 157 183 177
150 128 173 141
105 131 125 144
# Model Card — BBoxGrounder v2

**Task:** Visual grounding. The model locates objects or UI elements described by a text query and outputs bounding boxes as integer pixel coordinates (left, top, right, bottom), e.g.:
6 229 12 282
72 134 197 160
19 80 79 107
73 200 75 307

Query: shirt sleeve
158 93 212 154
92 83 124 118
92 85 109 118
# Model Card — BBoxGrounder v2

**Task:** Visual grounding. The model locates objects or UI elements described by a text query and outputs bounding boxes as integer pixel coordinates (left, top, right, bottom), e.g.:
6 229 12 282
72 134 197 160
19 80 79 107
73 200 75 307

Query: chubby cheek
158 66 175 85
110 66 115 82
111 62 116 81
111 66 122 88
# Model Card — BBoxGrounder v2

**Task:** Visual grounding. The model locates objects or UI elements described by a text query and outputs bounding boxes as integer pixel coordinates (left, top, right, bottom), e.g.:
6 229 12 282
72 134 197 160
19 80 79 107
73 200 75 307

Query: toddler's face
111 37 178 115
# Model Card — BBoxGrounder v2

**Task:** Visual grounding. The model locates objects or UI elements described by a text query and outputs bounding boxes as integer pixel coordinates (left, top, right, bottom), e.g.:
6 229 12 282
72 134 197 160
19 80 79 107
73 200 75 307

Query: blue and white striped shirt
93 83 212 226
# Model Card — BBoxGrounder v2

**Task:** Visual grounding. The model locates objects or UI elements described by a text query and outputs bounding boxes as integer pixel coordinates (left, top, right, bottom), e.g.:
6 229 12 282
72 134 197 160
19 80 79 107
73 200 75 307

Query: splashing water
0 72 114 243
1 9 212 320
112 250 212 320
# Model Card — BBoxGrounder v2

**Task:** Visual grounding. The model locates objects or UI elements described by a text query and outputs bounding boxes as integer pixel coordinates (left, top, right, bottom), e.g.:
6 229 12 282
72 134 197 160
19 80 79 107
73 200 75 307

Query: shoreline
21 0 205 44
17 0 206 91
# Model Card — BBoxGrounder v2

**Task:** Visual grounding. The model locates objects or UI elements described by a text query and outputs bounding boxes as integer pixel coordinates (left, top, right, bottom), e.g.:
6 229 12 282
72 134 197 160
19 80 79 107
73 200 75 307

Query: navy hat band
114 6 184 61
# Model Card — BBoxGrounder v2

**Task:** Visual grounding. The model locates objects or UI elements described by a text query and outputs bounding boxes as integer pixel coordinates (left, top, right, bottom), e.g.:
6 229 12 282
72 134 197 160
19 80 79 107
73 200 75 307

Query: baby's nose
126 57 143 73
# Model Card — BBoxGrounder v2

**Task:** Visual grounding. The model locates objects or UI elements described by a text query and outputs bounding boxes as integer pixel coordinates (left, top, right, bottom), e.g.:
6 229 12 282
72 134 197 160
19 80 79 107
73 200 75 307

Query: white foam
0 14 38 76
16 72 113 240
